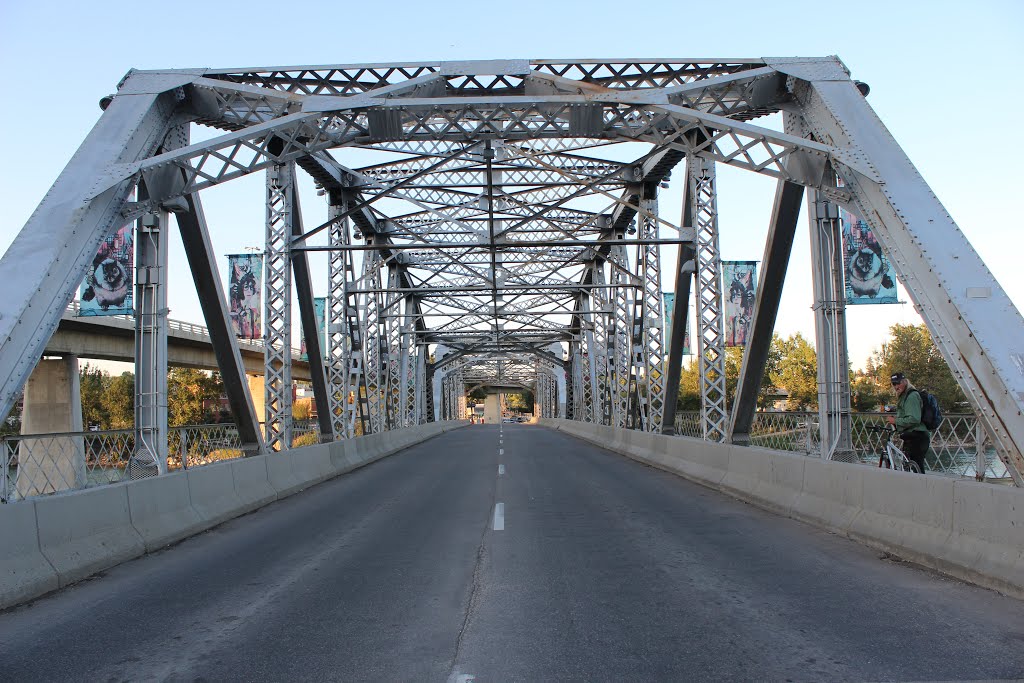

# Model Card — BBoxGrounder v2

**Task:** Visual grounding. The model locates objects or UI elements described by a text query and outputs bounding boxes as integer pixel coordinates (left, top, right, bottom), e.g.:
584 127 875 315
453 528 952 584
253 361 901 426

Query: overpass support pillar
16 356 86 498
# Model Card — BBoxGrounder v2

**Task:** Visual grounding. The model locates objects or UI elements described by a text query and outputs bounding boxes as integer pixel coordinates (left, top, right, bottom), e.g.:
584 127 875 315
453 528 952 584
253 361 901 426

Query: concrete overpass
44 303 311 381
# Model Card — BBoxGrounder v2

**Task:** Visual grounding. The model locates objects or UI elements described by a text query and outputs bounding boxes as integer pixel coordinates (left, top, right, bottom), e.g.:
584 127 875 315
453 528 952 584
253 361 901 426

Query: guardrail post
975 419 986 482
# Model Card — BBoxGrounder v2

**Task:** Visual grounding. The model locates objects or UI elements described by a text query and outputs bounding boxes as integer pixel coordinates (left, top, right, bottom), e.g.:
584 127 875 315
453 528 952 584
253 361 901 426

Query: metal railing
64 301 304 356
673 410 1008 481
1 424 245 503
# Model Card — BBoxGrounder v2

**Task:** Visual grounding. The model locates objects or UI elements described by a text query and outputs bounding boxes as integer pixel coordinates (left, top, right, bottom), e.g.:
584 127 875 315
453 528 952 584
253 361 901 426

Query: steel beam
730 180 804 444
264 164 294 451
177 194 265 455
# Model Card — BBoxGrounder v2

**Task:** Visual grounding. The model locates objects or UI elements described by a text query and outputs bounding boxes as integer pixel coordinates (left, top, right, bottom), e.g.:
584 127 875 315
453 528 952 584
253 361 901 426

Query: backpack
914 389 942 431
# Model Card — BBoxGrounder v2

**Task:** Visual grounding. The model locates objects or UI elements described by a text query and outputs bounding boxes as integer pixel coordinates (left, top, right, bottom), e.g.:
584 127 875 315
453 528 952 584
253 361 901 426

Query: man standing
887 372 929 472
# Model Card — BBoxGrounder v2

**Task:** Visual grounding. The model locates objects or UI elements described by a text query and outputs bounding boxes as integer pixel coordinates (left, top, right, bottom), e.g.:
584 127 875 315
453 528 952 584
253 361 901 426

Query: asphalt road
1 424 1021 682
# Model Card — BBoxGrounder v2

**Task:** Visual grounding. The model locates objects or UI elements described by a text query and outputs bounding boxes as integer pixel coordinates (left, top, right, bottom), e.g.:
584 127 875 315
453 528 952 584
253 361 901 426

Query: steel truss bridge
0 57 1021 484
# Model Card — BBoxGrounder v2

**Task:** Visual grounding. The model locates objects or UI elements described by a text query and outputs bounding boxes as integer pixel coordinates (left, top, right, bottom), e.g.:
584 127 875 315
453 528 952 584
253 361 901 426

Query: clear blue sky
1 0 1021 370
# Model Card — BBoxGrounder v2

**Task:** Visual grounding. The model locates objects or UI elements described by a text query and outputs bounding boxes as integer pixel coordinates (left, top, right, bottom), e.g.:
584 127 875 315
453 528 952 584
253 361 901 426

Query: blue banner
78 226 133 316
842 209 898 304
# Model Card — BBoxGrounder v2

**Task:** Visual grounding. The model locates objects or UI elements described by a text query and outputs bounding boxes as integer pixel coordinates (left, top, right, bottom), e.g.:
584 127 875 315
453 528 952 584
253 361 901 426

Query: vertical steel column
327 197 350 437
133 210 169 476
591 261 611 426
568 346 582 420
608 244 634 428
264 163 294 451
808 195 854 460
691 156 728 442
455 369 467 419
582 287 601 423
384 269 403 430
637 191 666 432
400 297 418 427
362 248 384 434
415 350 427 424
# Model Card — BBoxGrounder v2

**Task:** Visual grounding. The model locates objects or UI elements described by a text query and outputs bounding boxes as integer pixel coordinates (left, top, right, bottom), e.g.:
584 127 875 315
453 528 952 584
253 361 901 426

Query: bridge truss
0 57 1021 484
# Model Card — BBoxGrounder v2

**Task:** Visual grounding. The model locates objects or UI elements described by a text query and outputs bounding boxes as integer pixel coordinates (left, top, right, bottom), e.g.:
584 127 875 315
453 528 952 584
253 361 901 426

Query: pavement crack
447 498 492 678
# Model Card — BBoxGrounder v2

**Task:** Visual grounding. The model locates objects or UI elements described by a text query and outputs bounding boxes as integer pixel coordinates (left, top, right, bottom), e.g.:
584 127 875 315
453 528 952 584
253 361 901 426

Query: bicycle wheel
907 461 922 474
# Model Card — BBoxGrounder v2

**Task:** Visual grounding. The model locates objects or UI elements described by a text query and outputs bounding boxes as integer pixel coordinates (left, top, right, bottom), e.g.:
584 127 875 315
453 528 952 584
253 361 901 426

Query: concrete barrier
187 461 246 527
0 500 59 607
538 418 1024 599
34 483 145 588
0 420 470 610
231 456 277 513
289 444 334 487
127 470 204 552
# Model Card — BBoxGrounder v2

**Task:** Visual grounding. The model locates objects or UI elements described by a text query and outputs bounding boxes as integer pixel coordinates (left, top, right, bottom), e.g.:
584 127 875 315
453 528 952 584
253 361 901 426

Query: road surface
1 424 1021 681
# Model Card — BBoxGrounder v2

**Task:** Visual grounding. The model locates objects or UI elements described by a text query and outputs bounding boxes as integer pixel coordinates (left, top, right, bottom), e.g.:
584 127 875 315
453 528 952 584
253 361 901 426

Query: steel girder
264 164 294 451
690 156 729 442
0 57 1019 486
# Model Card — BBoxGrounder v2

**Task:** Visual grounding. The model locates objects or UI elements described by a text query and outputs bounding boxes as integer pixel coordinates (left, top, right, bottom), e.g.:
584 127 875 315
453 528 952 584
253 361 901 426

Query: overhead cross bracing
0 58 1021 484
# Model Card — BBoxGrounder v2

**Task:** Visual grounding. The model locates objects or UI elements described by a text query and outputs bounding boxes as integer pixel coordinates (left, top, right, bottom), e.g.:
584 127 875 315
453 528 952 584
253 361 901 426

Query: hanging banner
300 297 328 361
79 225 133 316
841 209 898 304
722 261 757 347
662 292 690 355
227 254 263 339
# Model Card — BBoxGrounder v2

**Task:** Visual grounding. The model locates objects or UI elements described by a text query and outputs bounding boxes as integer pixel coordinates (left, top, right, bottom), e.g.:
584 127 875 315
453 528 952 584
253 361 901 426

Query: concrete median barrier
266 452 304 497
127 470 204 552
187 461 245 527
0 500 58 609
34 483 145 588
231 456 276 513
289 444 333 487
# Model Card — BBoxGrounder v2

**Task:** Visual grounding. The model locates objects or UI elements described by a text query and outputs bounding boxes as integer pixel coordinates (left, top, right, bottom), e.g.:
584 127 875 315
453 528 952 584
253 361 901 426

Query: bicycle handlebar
866 424 896 433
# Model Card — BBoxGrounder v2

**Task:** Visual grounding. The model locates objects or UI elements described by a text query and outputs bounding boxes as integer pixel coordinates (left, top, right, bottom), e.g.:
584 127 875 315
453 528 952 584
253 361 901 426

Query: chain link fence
2 424 245 503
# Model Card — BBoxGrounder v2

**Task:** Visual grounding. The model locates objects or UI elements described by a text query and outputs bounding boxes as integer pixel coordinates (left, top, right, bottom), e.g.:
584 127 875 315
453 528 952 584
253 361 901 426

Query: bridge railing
63 302 304 356
673 411 1008 481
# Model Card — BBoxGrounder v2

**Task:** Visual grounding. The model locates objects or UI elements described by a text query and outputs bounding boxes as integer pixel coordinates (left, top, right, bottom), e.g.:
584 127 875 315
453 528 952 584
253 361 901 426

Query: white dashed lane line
498 464 505 475
493 503 504 531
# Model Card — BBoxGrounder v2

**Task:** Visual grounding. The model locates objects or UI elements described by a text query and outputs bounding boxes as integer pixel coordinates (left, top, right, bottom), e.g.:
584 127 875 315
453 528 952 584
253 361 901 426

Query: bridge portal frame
0 58 1019 484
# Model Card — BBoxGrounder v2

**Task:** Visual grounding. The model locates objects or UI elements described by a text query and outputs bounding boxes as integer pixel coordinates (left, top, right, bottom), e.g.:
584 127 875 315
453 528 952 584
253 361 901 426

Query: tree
870 323 966 411
505 391 533 412
80 363 111 429
106 372 135 429
677 335 795 412
770 333 818 410
167 368 221 427
850 371 885 411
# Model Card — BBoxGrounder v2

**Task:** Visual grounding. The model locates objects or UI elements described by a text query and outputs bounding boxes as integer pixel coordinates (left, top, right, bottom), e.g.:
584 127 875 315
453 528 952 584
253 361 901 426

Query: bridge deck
1 425 1020 680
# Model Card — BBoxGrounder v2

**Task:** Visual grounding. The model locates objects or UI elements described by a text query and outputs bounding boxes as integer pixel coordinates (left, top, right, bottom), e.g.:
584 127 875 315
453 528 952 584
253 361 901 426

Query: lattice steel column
690 156 728 441
132 210 169 476
568 346 582 420
580 292 599 423
608 244 634 428
384 270 403 430
264 163 294 451
400 297 418 427
455 368 467 419
637 193 666 432
362 249 385 434
591 261 611 426
327 197 351 438
415 351 427 424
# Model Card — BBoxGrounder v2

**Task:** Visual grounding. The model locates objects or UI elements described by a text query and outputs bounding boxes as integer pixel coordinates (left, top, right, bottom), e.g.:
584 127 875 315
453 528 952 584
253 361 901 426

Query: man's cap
890 372 906 385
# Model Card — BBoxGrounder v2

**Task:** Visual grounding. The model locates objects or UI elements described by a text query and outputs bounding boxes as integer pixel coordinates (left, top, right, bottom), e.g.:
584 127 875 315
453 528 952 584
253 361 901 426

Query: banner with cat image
722 261 757 347
841 209 898 304
227 254 263 339
78 226 133 316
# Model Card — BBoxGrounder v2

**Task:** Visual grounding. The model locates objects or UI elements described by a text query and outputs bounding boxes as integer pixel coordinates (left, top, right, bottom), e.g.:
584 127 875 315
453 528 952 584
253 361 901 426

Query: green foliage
291 431 319 448
870 323 966 410
167 368 221 427
293 397 312 422
850 371 885 411
504 391 533 412
79 363 110 429
770 332 818 410
107 372 135 429
676 335 800 411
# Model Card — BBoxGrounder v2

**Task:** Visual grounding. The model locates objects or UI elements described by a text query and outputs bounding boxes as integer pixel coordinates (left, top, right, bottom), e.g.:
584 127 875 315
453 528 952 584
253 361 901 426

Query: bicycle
867 424 922 474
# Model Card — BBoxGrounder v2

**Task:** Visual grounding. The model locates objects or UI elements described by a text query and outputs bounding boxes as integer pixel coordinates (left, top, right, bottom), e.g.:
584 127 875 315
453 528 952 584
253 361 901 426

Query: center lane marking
498 464 505 475
493 503 505 531
499 448 504 455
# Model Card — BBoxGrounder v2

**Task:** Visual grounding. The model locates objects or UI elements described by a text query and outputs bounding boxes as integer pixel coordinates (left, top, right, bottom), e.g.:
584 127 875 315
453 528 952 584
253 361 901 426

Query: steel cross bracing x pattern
590 260 612 426
2 58 1023 484
690 156 728 442
327 200 350 437
636 195 666 432
608 245 634 428
264 163 294 451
